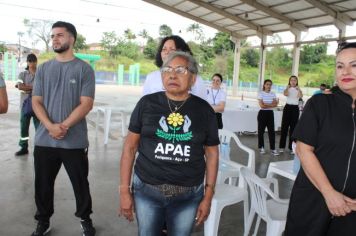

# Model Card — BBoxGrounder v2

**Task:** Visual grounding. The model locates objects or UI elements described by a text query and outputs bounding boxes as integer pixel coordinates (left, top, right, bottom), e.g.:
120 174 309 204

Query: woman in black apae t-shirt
285 42 356 236
119 51 219 236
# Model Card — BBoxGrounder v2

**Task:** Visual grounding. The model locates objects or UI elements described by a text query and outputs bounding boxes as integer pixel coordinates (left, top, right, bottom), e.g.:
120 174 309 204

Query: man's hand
48 123 68 140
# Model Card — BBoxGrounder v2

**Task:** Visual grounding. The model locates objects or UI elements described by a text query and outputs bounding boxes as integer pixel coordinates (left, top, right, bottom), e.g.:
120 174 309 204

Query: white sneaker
260 147 266 154
279 149 284 153
290 150 295 155
271 150 280 156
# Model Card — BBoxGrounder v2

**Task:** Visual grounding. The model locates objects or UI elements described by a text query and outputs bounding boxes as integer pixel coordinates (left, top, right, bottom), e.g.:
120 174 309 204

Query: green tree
159 24 172 38
124 29 136 41
241 48 259 67
115 38 140 60
138 29 149 40
143 37 157 59
186 23 204 42
101 31 118 57
300 43 327 64
23 19 53 52
212 32 234 55
266 47 291 79
74 34 88 51
0 43 7 53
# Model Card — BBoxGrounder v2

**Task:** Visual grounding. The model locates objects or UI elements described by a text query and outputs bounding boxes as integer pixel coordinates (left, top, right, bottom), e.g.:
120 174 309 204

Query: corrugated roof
143 0 356 38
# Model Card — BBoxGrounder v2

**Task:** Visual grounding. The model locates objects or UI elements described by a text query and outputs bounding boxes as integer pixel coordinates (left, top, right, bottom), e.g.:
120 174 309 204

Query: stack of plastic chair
241 167 289 236
204 130 255 236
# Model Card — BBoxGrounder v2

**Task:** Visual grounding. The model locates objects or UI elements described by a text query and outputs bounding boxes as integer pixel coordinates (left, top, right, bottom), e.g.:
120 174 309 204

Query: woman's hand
322 188 352 216
195 197 212 226
344 196 356 211
119 190 135 222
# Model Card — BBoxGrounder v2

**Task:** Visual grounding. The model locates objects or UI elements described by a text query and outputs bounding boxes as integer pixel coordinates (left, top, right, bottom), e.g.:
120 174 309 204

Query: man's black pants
33 146 93 222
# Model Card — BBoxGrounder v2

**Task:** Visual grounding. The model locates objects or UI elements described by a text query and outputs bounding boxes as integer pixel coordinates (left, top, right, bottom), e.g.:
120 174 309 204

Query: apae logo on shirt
156 112 193 143
154 112 193 162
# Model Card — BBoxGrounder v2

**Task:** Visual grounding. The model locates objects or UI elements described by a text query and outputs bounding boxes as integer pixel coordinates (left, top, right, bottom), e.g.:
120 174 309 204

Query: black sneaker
15 148 29 156
81 219 96 236
31 221 50 236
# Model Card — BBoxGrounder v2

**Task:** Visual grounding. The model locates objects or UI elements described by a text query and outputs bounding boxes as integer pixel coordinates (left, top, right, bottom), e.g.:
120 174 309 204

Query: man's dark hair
155 35 193 68
52 21 77 43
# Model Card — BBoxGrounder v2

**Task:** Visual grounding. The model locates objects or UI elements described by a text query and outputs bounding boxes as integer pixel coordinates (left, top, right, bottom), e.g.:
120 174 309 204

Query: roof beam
142 0 245 38
304 0 353 25
189 0 272 35
238 0 307 31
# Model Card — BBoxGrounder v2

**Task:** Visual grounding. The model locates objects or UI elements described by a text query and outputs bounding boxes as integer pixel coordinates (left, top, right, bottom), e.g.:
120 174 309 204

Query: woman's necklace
166 95 190 113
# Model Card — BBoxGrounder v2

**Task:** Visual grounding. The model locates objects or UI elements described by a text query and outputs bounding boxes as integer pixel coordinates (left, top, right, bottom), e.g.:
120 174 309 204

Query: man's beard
53 42 70 53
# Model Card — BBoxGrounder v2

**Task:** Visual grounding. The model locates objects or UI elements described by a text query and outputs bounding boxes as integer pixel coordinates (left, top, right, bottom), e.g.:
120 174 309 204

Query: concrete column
231 37 241 97
258 35 267 91
335 22 346 40
291 31 301 76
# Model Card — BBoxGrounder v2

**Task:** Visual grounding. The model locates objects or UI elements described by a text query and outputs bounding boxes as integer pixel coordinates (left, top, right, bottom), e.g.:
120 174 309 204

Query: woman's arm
119 131 140 222
258 99 278 109
283 85 290 96
297 86 303 98
211 101 225 113
296 141 351 216
195 145 219 225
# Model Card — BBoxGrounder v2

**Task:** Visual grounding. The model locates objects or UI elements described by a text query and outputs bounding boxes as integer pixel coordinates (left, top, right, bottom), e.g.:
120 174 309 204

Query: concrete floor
0 83 294 236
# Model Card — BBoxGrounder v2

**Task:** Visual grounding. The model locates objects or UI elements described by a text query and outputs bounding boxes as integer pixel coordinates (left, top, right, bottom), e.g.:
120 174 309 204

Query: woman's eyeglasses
161 66 189 76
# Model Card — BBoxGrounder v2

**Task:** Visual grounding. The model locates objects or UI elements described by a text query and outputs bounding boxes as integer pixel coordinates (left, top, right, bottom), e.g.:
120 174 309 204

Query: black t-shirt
292 90 356 196
129 92 220 186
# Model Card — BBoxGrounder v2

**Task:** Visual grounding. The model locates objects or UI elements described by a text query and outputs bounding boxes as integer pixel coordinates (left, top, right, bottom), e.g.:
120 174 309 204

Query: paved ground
0 82 294 236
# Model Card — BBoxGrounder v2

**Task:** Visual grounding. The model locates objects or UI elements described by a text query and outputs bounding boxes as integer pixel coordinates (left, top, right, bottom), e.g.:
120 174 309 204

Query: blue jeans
133 174 204 236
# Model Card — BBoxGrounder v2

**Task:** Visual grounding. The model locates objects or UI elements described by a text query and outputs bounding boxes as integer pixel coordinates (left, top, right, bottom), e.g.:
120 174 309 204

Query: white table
266 160 297 181
222 109 283 133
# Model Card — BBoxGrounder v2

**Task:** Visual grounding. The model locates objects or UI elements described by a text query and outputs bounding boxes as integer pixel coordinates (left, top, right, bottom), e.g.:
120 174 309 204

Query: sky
0 0 356 53
0 0 218 48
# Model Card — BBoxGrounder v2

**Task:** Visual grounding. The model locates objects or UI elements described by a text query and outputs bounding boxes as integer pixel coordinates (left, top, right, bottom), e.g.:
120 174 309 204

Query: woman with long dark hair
257 79 279 156
279 75 303 154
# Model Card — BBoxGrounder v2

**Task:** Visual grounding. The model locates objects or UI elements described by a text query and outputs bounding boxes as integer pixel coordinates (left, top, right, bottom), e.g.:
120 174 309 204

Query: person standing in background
279 75 303 154
15 53 40 156
142 35 207 100
257 79 279 156
313 83 327 95
0 72 8 114
206 73 226 129
31 21 96 236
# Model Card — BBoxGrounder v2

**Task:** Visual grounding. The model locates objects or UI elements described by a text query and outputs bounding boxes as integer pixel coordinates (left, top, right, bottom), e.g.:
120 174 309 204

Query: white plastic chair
94 106 128 144
204 159 249 236
241 167 289 236
219 129 255 166
217 129 255 185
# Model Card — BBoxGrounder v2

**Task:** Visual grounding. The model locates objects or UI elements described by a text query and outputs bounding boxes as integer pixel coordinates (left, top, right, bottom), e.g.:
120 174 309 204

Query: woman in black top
119 51 219 236
285 42 356 236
